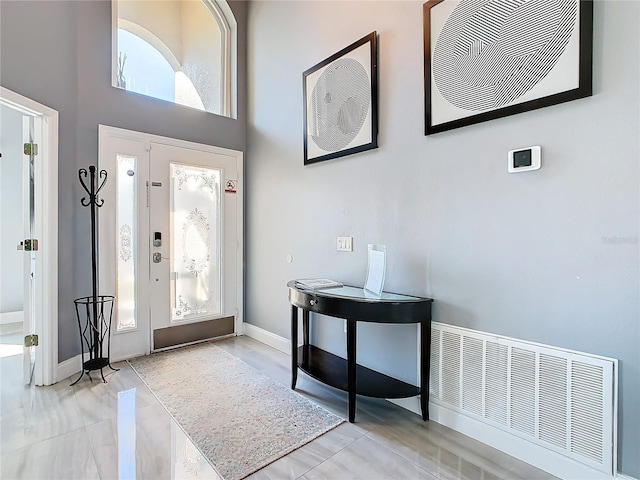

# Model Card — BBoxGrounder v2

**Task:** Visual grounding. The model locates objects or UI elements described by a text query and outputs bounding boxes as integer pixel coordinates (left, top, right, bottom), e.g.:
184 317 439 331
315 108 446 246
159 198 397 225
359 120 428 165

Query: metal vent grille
571 361 604 462
462 336 483 416
539 354 568 449
485 341 508 426
429 323 616 475
510 347 536 436
430 327 441 399
442 331 461 407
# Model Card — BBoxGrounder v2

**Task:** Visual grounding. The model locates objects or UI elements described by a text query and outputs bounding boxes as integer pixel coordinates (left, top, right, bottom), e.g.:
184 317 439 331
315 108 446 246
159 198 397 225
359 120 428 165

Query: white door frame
98 125 244 358
0 86 59 386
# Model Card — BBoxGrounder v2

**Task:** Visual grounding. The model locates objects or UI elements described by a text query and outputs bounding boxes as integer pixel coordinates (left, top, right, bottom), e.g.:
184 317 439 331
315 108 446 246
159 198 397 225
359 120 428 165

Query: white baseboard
58 351 120 384
0 311 23 325
240 322 637 480
383 397 633 480
0 322 22 335
57 354 82 383
617 474 638 480
430 402 617 480
241 322 290 354
388 396 422 416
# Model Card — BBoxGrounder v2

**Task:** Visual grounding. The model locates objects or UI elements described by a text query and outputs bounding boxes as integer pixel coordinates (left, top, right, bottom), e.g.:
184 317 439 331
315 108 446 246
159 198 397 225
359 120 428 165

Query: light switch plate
337 236 353 252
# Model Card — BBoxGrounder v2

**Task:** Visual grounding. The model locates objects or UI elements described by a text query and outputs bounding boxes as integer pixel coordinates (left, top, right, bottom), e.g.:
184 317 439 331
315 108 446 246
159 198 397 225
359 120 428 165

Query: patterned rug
128 341 343 480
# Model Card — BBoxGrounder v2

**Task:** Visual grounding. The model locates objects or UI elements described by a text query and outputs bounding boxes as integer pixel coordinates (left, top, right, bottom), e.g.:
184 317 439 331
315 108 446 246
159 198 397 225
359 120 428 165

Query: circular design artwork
433 0 577 111
309 58 370 152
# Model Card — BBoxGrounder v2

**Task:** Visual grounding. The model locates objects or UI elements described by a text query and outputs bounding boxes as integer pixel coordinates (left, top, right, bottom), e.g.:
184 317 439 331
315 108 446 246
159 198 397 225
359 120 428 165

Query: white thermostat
508 146 541 173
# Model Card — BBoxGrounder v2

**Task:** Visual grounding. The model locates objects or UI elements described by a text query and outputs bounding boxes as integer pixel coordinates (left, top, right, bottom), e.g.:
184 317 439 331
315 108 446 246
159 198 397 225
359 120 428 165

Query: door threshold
152 316 235 351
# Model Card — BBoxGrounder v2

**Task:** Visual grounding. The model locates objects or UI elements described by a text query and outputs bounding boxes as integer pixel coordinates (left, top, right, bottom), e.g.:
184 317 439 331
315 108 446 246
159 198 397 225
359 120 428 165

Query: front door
99 126 243 360
148 143 240 350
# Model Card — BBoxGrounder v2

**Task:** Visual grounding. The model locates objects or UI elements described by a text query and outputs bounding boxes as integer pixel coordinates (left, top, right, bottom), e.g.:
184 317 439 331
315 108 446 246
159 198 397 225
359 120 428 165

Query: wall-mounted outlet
337 236 353 252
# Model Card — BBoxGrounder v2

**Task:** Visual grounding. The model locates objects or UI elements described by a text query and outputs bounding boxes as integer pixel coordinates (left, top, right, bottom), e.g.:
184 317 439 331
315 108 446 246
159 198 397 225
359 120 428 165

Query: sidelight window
116 155 138 331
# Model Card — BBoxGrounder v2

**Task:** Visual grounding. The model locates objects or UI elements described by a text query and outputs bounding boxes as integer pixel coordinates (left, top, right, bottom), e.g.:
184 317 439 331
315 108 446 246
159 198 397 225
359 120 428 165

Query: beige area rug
128 341 343 480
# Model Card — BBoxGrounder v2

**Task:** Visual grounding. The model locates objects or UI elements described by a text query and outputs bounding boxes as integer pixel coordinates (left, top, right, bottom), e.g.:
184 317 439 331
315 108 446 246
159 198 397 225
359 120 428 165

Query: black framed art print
424 0 593 135
303 32 378 165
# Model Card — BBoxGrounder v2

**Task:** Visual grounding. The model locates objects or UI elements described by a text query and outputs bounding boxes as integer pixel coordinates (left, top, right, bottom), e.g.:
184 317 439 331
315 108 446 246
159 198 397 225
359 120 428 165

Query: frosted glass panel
171 164 221 321
116 155 137 331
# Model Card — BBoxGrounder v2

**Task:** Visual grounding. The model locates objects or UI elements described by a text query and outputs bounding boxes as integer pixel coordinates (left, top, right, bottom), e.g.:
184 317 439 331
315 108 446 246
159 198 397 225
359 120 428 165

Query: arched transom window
113 0 237 118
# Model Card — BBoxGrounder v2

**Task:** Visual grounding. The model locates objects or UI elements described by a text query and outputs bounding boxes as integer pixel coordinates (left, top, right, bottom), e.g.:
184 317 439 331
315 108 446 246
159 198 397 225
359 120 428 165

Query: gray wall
246 1 639 477
0 105 24 313
0 0 247 359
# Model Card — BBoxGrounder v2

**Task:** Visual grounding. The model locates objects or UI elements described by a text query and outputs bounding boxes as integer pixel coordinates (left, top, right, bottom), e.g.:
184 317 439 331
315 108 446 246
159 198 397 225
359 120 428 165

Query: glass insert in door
171 164 221 321
116 155 137 331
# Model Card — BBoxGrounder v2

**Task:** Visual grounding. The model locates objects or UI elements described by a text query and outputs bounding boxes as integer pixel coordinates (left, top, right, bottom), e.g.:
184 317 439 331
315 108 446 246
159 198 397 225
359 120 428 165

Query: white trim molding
57 354 84 385
1 86 58 387
241 322 289 354
430 402 618 480
617 474 638 480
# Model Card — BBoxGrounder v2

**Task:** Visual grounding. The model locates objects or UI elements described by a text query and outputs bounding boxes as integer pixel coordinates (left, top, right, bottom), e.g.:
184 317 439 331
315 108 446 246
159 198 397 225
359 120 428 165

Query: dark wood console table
288 280 433 423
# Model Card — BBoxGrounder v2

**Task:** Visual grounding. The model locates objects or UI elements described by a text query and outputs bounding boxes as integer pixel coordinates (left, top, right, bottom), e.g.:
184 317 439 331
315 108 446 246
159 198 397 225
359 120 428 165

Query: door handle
152 252 169 263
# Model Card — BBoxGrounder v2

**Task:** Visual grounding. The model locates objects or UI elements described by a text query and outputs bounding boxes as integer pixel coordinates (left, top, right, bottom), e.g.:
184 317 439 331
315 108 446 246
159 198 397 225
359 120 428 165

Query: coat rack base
70 295 119 386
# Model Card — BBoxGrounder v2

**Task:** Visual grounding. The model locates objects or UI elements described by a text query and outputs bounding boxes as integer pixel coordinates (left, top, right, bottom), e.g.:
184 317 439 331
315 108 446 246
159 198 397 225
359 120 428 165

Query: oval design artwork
433 0 577 111
182 208 210 277
309 58 370 152
119 224 132 262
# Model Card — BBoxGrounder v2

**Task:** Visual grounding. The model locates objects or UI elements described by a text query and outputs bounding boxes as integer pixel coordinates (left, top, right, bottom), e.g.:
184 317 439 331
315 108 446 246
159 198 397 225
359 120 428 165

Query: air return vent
430 323 617 475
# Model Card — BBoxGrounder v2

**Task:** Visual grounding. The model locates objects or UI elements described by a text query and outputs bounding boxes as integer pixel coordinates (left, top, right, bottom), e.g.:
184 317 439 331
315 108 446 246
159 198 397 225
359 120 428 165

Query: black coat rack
71 166 118 385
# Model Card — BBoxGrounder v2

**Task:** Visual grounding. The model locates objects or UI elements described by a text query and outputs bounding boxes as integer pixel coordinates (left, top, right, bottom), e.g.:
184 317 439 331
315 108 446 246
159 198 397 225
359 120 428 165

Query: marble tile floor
0 334 557 480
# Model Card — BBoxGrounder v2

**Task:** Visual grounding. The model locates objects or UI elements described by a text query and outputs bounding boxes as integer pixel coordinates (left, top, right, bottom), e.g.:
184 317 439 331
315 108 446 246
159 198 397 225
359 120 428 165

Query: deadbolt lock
25 239 38 251
17 239 39 251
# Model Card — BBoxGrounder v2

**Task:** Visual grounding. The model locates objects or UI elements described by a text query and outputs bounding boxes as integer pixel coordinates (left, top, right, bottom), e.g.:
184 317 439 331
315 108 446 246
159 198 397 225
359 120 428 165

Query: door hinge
24 334 39 347
24 143 38 156
21 239 39 251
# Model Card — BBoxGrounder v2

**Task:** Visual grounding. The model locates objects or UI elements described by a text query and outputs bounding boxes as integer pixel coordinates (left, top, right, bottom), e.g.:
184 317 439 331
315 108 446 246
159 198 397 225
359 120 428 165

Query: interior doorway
0 87 58 386
0 104 26 358
98 125 243 361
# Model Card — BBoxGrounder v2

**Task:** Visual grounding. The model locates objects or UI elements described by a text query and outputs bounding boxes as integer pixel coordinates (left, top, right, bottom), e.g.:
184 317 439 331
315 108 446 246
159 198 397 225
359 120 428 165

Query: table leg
302 309 310 346
347 319 357 422
302 309 310 365
420 319 431 421
291 305 298 390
